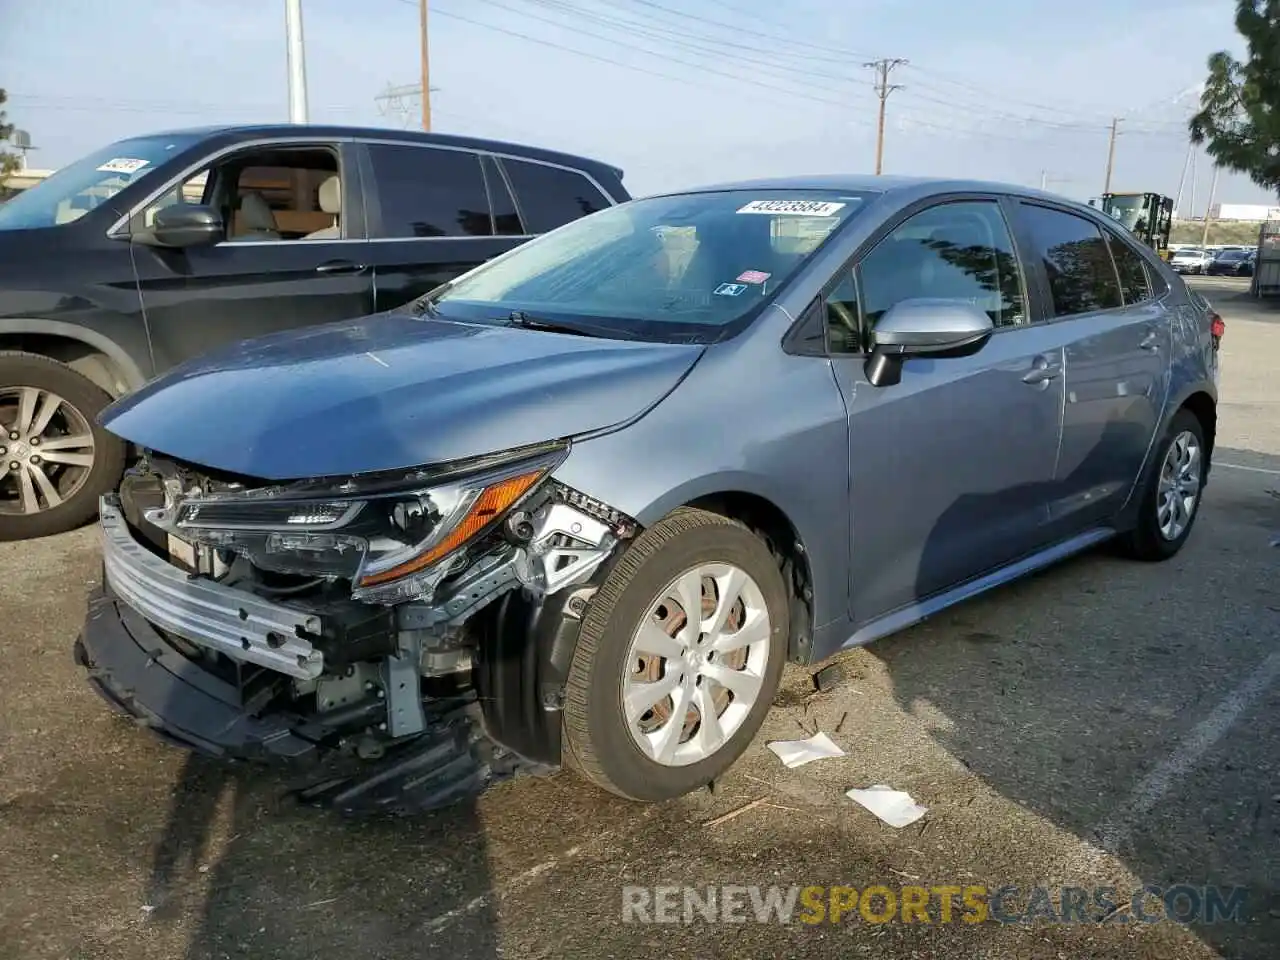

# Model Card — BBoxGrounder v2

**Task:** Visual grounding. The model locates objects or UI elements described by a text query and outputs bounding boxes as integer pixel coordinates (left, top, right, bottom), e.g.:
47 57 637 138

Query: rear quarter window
501 159 612 234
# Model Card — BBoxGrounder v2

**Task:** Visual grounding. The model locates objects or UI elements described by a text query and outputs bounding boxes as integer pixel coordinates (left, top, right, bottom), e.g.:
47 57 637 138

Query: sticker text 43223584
737 199 846 217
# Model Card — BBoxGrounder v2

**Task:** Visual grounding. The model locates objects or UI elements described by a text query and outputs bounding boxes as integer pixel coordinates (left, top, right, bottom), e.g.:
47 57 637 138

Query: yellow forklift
1091 192 1175 260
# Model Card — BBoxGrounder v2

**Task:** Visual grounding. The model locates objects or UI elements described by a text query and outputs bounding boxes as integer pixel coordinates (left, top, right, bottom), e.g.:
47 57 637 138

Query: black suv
0 124 629 540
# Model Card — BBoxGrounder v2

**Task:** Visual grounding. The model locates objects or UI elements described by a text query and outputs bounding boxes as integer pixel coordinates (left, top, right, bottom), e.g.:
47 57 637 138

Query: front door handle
1139 329 1161 351
1021 354 1061 385
315 260 368 275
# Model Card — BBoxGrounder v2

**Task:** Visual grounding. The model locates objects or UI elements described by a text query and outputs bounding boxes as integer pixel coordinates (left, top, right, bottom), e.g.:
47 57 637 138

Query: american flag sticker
737 270 771 284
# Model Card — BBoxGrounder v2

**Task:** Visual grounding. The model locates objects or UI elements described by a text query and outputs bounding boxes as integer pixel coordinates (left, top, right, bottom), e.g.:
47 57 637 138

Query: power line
865 58 907 175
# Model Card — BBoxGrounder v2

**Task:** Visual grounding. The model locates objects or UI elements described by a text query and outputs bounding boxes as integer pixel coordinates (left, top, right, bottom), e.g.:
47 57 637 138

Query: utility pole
419 0 432 131
284 0 309 123
1189 148 1197 218
1173 140 1194 218
1200 164 1220 249
1102 117 1120 195
864 58 907 175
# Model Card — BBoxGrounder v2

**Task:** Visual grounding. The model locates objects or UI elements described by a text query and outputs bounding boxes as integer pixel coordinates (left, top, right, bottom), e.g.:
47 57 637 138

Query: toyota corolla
75 177 1220 814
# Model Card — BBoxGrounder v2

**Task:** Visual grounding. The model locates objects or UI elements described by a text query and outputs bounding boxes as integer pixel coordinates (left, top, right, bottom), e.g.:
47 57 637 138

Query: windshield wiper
506 311 607 338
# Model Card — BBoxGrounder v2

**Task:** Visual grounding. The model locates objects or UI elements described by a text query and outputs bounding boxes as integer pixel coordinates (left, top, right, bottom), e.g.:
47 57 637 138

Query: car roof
653 173 1100 209
131 123 626 184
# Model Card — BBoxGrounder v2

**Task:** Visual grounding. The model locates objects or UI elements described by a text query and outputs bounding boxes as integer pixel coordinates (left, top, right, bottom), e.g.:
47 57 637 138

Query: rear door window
366 144 492 238
500 159 611 234
1018 204 1123 317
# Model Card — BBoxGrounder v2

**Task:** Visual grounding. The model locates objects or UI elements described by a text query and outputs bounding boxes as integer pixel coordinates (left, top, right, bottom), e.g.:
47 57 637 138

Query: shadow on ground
874 445 1280 958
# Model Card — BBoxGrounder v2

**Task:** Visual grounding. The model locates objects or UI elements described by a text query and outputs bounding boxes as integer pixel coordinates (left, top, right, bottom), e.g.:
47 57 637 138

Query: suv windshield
0 133 203 230
430 190 873 342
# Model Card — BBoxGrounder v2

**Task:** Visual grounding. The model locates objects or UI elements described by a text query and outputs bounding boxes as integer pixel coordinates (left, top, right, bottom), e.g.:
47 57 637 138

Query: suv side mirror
864 298 994 387
147 204 224 249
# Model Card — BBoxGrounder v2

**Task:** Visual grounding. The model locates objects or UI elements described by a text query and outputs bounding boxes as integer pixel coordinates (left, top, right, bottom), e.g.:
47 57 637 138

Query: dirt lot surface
1 277 1278 960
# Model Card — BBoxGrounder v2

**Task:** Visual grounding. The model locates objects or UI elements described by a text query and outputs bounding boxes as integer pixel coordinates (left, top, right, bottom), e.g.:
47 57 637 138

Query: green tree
1189 0 1280 193
0 89 20 183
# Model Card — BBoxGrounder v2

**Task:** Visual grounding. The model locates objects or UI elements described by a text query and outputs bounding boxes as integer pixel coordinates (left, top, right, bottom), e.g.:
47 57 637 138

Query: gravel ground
1 276 1277 960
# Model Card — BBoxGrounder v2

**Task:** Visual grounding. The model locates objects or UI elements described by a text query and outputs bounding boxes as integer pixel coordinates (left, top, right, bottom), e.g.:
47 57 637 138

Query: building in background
1211 203 1280 222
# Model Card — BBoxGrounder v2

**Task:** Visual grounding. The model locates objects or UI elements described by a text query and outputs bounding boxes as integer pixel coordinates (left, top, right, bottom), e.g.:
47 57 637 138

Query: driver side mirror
143 204 224 249
864 298 994 387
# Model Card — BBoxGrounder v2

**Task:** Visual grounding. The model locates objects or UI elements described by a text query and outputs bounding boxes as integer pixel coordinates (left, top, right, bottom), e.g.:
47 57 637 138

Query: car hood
101 312 705 480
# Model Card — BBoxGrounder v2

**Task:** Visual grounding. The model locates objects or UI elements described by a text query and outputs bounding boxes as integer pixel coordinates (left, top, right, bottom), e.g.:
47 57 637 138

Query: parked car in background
1170 247 1213 274
0 124 628 540
77 176 1220 815
1205 248 1256 277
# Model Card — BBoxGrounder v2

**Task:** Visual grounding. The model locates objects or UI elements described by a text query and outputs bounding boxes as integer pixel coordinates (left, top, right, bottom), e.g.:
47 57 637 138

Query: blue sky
3 0 1275 209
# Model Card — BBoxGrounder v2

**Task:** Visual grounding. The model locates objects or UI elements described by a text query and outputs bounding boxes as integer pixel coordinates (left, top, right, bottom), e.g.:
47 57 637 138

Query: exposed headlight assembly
158 443 567 603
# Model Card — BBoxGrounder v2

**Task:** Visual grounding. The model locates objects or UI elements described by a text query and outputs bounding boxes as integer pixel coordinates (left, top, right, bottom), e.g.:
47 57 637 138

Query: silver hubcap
0 386 96 516
1157 430 1201 541
622 562 771 767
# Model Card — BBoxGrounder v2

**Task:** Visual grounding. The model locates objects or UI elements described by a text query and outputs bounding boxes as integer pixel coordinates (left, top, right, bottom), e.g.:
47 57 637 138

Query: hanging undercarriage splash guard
76 458 638 815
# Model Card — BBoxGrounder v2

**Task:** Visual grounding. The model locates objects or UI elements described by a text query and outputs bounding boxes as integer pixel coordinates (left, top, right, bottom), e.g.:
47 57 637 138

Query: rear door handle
315 260 368 275
1021 354 1061 385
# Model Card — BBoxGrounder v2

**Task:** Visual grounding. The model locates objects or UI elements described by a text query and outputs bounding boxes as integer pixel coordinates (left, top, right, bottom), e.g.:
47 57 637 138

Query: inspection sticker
714 282 748 297
736 270 771 284
737 199 846 217
96 158 150 174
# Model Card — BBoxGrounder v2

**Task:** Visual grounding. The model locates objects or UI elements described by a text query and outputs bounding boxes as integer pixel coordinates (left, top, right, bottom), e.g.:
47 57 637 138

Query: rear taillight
1210 311 1225 349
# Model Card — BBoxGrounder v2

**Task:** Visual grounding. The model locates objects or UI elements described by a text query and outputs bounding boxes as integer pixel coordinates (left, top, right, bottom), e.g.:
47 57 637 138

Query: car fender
0 317 148 395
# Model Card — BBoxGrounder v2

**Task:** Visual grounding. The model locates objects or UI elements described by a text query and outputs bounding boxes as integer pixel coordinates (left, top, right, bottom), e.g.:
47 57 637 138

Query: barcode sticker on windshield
737 199 846 217
96 158 150 174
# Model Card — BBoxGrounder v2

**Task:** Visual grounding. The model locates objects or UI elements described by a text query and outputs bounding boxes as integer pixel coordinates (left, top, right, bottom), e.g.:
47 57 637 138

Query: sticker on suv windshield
736 270 771 284
737 199 846 217
714 282 748 297
96 158 150 174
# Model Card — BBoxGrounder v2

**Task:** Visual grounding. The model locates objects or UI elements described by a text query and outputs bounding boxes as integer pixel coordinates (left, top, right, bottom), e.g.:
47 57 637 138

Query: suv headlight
161 443 566 603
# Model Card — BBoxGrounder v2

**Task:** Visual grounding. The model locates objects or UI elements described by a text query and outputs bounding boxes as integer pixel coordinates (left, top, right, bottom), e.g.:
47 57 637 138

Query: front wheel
562 508 789 802
1117 408 1206 561
0 352 127 541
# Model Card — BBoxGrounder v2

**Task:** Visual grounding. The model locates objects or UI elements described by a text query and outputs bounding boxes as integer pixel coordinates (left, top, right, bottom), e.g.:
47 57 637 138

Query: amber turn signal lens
356 469 546 587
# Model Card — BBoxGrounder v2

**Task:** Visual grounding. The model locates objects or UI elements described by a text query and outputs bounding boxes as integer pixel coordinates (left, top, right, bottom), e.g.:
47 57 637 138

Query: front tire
0 351 126 541
562 508 789 802
1117 408 1206 561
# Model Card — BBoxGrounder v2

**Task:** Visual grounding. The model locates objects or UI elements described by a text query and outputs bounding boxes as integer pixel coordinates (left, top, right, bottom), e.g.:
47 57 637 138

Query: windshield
1217 249 1247 260
429 190 872 342
0 133 203 230
1101 195 1148 232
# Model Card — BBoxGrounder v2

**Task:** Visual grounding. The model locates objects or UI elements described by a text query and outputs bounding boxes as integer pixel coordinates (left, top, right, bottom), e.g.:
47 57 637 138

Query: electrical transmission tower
864 57 907 175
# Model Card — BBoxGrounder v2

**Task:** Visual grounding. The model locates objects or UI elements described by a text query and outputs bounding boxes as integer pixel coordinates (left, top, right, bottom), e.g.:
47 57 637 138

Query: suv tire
562 507 789 801
0 351 126 541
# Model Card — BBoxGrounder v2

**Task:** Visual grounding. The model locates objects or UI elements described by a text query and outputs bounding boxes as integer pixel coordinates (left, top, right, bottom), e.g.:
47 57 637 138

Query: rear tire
0 351 126 541
1116 408 1206 562
562 507 789 802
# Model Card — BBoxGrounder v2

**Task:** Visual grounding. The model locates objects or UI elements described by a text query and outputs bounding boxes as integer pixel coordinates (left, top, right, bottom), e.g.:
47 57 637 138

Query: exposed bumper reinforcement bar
99 494 324 681
76 583 554 814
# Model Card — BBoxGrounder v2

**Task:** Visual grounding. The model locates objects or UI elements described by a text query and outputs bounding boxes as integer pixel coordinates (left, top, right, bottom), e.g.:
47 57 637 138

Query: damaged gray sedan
76 177 1219 813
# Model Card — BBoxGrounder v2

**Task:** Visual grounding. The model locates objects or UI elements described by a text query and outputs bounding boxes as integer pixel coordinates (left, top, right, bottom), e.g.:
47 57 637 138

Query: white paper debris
767 731 845 768
845 785 929 828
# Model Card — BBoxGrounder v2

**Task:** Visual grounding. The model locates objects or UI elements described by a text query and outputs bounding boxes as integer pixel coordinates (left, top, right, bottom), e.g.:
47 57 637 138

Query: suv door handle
1139 329 1161 351
1021 354 1061 385
315 260 368 275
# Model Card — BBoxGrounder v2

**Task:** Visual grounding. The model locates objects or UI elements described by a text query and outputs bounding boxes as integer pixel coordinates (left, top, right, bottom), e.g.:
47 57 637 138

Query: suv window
367 144 492 238
1104 229 1153 304
134 146 341 241
500 159 610 234
1019 204 1123 316
849 199 1026 351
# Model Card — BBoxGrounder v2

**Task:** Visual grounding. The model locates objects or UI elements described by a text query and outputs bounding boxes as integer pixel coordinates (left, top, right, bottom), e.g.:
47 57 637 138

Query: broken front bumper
99 495 325 681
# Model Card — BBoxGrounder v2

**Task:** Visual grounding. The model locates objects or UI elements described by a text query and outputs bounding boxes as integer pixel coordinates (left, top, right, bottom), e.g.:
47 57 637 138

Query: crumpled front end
76 444 637 815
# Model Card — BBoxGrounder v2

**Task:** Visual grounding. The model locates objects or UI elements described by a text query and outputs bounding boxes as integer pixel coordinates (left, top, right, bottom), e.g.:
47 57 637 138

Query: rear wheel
562 508 789 802
1117 408 1206 561
0 351 126 541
